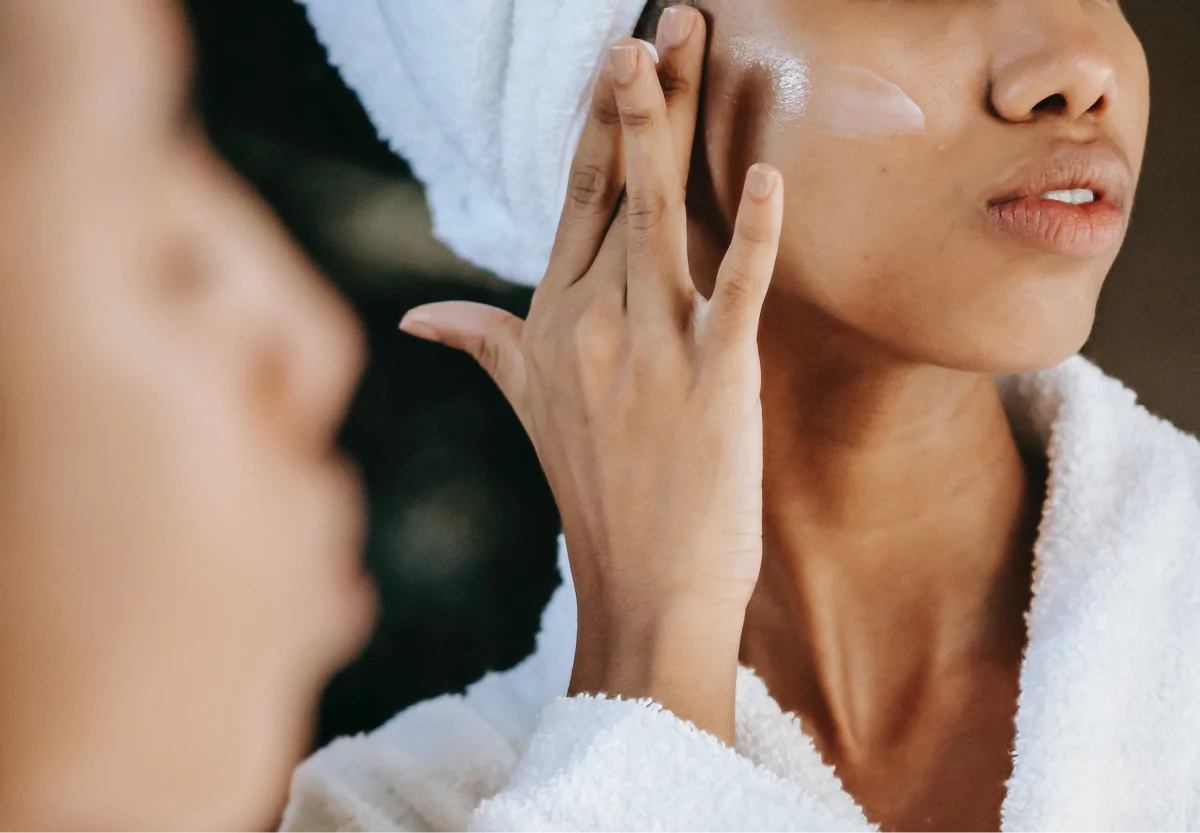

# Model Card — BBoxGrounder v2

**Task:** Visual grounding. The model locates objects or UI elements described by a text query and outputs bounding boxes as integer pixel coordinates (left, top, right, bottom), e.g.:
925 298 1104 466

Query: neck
743 295 1041 759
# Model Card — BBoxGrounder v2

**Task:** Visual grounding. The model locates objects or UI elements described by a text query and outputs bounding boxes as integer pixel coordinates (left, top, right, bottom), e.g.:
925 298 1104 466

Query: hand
398 8 784 744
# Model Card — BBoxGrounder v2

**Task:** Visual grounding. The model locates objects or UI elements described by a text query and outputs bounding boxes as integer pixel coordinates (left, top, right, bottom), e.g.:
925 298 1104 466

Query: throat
742 354 1044 830
734 424 1036 833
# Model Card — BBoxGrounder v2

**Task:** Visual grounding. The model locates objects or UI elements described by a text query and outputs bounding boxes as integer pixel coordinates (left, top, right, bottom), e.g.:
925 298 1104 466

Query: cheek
1120 41 1151 173
743 128 1107 372
0 331 355 822
702 36 957 246
766 131 939 290
698 22 1122 373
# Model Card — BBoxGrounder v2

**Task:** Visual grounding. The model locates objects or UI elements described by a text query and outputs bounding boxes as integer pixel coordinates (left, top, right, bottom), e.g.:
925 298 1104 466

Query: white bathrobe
281 356 1200 831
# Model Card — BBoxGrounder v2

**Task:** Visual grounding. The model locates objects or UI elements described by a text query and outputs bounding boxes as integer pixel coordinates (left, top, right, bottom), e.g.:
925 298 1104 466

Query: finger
706 164 784 348
543 63 626 291
654 5 707 188
578 201 631 312
399 302 528 418
609 39 692 317
582 12 707 311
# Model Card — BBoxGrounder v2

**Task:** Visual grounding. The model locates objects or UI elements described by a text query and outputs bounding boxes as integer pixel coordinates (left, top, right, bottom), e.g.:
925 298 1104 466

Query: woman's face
0 1 374 828
696 0 1149 372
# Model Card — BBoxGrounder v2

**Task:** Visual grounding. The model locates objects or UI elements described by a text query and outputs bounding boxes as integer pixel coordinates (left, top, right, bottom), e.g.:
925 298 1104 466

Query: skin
692 2 1148 830
411 1 1151 831
403 28 783 744
0 1 375 828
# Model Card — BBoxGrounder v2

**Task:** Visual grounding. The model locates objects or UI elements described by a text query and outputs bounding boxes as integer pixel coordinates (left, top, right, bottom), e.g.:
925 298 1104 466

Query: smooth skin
405 1 1151 830
0 1 375 828
403 23 782 745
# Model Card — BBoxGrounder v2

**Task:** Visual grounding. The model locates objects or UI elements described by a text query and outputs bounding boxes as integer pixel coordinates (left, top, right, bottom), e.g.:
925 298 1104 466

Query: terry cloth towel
300 0 650 286
282 355 1200 832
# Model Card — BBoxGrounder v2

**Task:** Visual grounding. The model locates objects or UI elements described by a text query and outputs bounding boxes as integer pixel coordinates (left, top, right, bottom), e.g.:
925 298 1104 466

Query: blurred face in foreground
0 0 376 828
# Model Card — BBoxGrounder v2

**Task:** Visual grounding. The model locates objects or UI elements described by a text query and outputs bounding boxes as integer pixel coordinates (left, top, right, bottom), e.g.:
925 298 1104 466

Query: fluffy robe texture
299 0 649 286
281 356 1200 831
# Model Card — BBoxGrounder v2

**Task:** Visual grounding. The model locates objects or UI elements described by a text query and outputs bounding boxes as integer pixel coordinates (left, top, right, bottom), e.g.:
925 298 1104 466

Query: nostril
1087 95 1107 114
1033 93 1069 114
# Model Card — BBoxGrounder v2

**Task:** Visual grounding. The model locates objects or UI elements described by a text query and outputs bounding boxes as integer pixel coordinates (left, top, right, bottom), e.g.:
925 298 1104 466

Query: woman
289 0 1200 831
0 1 377 827
0 0 780 829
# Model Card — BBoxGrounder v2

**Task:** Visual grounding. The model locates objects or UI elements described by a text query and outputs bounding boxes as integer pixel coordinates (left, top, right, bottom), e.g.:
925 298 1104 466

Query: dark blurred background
181 0 1199 747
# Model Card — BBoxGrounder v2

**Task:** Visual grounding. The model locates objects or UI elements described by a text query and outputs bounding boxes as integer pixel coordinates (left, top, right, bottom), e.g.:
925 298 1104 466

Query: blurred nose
989 0 1118 123
175 147 366 452
271 265 366 451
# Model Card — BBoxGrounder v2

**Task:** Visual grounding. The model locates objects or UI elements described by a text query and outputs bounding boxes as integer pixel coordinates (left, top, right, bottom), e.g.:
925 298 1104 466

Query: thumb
400 301 527 411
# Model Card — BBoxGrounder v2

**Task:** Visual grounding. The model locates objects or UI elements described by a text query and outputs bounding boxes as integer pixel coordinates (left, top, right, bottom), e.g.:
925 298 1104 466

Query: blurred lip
327 455 378 641
985 144 1133 257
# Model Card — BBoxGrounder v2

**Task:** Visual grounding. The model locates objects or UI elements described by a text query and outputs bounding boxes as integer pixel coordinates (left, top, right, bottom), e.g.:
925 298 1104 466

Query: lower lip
327 460 378 644
987 196 1126 257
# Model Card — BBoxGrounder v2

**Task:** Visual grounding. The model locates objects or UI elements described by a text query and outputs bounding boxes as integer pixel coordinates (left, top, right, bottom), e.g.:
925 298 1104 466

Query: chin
202 689 320 831
914 303 1098 377
886 261 1107 376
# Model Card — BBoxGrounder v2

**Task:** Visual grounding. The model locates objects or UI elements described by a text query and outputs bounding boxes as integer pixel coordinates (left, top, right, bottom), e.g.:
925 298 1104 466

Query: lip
326 455 379 645
985 144 1133 257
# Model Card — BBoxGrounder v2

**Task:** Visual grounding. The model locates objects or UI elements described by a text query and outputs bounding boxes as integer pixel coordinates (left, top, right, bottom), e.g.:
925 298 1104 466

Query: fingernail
399 312 440 340
658 6 695 49
608 43 639 85
746 164 778 202
636 39 660 64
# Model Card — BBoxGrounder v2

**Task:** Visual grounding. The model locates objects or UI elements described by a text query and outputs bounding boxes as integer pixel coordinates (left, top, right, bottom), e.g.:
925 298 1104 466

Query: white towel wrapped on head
301 0 652 286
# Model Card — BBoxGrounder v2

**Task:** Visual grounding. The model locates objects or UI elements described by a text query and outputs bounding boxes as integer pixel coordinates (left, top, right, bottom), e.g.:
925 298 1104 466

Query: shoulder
1002 358 1200 828
282 542 578 832
1004 355 1200 565
1020 356 1200 640
282 690 519 832
1005 356 1200 730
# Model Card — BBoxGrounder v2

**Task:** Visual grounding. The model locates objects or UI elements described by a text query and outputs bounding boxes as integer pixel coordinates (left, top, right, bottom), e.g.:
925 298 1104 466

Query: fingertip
744 163 780 204
638 39 661 65
656 5 703 51
399 310 441 341
399 324 440 342
608 38 661 84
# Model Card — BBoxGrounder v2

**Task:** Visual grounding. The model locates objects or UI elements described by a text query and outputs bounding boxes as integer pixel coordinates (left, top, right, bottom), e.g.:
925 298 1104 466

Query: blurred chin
201 691 320 831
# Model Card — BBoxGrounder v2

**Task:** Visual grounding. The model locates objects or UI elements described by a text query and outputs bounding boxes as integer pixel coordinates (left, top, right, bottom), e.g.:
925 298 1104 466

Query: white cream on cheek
729 36 926 139
808 66 926 138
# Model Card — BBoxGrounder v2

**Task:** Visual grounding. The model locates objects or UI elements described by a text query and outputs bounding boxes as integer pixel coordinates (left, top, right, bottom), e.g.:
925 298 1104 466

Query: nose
989 0 1119 123
234 206 365 452
272 263 366 452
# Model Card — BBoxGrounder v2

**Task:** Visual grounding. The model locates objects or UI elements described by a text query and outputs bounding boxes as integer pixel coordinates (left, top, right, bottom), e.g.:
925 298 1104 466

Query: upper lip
988 143 1133 209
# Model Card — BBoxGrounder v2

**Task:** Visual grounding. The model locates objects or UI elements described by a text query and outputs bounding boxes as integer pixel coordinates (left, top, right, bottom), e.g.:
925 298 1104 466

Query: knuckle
572 304 618 365
619 104 656 132
625 191 669 232
567 164 611 215
627 340 679 391
591 95 622 127
473 335 505 378
737 220 777 247
720 265 761 307
659 73 693 103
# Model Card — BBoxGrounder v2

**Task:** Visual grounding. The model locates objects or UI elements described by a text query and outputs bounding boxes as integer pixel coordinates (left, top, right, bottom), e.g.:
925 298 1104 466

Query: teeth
1038 189 1096 205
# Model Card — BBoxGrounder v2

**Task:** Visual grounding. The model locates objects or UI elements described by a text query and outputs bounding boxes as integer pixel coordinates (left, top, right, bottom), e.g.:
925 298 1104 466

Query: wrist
570 597 747 744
